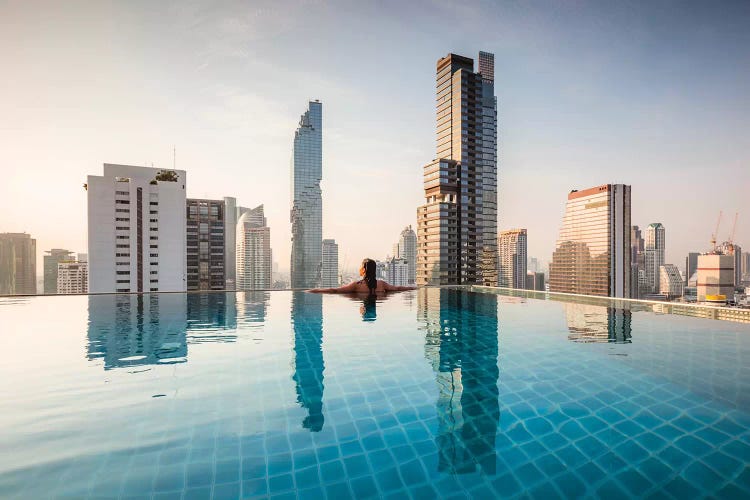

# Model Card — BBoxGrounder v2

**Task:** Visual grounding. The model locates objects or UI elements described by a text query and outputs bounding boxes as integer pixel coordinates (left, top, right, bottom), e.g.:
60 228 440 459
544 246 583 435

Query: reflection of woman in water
360 295 377 321
308 258 416 294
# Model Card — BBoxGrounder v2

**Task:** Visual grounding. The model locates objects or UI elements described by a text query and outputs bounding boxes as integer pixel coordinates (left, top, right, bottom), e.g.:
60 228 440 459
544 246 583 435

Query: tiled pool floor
0 289 748 498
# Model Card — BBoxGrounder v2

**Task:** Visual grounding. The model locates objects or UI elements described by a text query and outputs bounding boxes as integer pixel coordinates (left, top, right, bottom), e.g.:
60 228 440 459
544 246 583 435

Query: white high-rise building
236 205 272 290
498 229 528 289
87 164 186 294
387 258 409 286
659 264 683 298
321 239 339 287
57 260 88 294
393 226 417 285
644 223 666 294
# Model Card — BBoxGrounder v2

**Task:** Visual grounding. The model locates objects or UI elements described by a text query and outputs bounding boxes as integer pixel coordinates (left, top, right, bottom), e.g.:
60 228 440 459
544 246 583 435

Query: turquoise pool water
0 289 749 499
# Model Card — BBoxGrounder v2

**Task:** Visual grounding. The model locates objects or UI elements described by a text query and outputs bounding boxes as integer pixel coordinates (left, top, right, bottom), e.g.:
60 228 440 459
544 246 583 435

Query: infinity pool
0 289 749 499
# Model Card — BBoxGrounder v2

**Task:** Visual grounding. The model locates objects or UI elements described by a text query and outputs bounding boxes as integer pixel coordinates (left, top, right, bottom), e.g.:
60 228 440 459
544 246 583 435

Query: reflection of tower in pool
291 292 325 432
419 288 500 475
186 292 239 343
87 294 187 369
565 303 632 343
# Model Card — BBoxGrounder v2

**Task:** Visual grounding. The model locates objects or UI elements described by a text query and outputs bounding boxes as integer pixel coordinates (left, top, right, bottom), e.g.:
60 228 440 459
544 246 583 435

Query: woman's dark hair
362 258 377 292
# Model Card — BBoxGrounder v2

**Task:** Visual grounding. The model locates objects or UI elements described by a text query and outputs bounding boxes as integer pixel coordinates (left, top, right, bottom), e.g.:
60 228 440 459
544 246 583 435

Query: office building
57 260 88 294
417 51 498 286
321 239 339 287
498 229 527 289
87 164 186 294
0 233 37 295
237 205 271 290
290 100 323 288
44 248 73 294
697 254 735 302
529 257 539 273
224 196 238 289
186 198 225 291
659 264 684 299
717 242 742 287
685 252 699 286
387 258 409 286
549 184 631 298
525 271 545 291
742 251 750 285
394 226 417 284
644 223 666 294
631 226 645 298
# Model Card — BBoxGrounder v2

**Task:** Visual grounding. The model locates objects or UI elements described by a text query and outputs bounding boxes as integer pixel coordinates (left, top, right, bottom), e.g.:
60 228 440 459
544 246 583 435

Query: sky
1 0 749 275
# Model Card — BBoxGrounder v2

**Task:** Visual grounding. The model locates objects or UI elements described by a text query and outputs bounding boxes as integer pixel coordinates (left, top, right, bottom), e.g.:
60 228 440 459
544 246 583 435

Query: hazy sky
1 0 748 275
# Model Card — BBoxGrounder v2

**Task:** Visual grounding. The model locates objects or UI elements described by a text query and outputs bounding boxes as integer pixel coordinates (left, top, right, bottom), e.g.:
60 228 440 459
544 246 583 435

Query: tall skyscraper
644 223 666 294
186 198 226 291
742 251 750 285
0 233 37 295
57 260 88 294
387 258 409 286
631 225 645 298
236 205 271 290
685 252 700 286
290 100 323 289
393 226 417 285
43 248 73 294
223 196 238 290
87 164 187 294
321 239 339 287
549 184 631 298
498 229 527 289
417 51 498 286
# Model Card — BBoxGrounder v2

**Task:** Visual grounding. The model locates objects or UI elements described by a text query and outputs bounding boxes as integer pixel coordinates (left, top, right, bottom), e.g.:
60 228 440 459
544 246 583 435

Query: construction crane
710 210 723 253
728 212 739 244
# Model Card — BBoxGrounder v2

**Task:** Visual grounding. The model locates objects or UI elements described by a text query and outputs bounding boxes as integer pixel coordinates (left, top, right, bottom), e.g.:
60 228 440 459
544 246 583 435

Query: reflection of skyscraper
419 288 499 475
549 184 631 298
87 293 188 369
563 302 632 343
291 292 325 431
186 292 241 343
290 101 323 289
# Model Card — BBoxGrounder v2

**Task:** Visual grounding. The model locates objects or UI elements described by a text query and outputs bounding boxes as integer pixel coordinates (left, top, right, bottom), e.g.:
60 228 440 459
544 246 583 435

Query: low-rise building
697 254 734 303
659 264 684 299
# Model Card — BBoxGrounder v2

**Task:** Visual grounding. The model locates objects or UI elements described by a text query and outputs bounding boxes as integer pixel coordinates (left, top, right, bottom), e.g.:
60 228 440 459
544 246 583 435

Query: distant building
0 233 37 295
631 226 644 298
387 258 409 286
525 271 545 291
321 239 339 287
186 198 226 291
528 257 539 273
394 226 417 284
57 260 88 294
417 51 498 286
223 196 238 290
742 251 750 286
659 264 683 299
44 248 73 294
717 242 742 287
87 164 186 294
498 229 527 289
549 184 631 298
236 205 271 290
685 252 699 286
290 100 323 289
644 223 666 294
376 260 388 281
697 254 734 302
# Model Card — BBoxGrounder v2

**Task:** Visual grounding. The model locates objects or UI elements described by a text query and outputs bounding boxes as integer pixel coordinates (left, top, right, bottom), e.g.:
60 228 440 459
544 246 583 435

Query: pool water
0 289 749 499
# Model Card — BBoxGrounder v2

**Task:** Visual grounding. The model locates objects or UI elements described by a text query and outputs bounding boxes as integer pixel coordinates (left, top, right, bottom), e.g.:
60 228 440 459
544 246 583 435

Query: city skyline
1 1 749 276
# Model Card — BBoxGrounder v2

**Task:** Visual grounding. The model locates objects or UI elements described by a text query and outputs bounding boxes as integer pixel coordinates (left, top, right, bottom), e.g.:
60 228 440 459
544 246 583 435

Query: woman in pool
308 258 416 294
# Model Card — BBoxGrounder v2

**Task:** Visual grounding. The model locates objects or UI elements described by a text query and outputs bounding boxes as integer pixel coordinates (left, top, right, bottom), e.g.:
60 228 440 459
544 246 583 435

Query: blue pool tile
638 456 673 484
702 451 742 477
266 453 293 476
491 472 522 497
241 458 266 481
595 451 627 474
553 471 587 497
152 465 185 492
374 466 404 493
596 479 630 500
616 468 653 496
658 446 692 469
267 473 294 494
663 476 700 498
673 435 713 457
215 459 240 484
186 463 213 488
350 475 380 498
325 480 353 499
343 454 370 479
723 440 750 462
294 465 320 487
672 415 703 433
319 460 346 484
652 424 683 441
153 492 182 500
633 432 668 452
514 462 546 487
241 478 268 497
213 481 240 498
182 486 212 500
398 459 427 487
613 440 650 462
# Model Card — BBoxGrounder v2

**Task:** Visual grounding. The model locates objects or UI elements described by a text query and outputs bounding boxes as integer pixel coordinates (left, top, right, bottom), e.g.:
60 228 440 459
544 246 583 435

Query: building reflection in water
564 302 632 343
291 291 325 432
88 292 269 369
419 288 500 475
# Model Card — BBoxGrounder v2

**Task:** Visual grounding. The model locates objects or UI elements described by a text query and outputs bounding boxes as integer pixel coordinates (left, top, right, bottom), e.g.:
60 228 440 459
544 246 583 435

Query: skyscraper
290 100 323 289
742 251 750 285
498 229 527 289
87 164 187 294
417 51 498 286
631 225 644 298
321 239 339 287
0 233 37 295
393 226 417 285
44 248 73 294
718 241 742 287
685 252 699 286
57 260 88 294
549 184 631 298
186 198 226 291
644 223 666 294
236 205 271 290
223 196 238 290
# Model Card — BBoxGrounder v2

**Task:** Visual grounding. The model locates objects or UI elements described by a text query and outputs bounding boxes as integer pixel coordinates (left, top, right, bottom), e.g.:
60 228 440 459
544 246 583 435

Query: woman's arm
308 282 359 294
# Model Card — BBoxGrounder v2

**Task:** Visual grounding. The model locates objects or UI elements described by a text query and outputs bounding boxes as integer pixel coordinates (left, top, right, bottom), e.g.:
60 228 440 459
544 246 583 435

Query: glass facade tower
644 223 666 294
417 52 498 286
290 101 323 289
549 184 632 298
